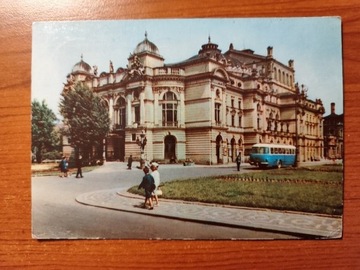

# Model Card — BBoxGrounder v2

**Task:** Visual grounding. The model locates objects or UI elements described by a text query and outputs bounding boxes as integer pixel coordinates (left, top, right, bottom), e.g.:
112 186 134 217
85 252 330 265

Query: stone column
140 91 145 125
180 90 185 126
154 89 159 126
126 94 132 127
109 98 114 126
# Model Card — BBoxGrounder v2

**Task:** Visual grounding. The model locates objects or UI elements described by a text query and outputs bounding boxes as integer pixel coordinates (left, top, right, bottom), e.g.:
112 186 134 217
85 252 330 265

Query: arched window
162 91 178 127
282 71 285 84
274 67 277 80
278 70 281 82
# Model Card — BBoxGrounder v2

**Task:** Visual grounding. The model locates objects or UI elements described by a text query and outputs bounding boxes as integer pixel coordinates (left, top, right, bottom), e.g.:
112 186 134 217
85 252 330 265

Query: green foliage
59 82 110 159
31 100 60 163
42 151 62 161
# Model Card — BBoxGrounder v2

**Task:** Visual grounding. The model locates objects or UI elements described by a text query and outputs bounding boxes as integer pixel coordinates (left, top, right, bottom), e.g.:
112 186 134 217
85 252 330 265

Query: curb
75 189 342 239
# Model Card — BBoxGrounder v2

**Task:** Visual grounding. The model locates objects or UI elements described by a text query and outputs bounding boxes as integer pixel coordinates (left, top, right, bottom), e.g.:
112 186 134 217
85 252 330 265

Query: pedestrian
127 155 133 170
76 155 83 178
59 156 69 177
150 162 160 206
236 153 242 171
138 165 155 210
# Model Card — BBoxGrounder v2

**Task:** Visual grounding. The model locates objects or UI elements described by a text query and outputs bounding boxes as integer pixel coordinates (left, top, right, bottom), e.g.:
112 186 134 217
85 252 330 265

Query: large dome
133 32 160 55
72 55 92 74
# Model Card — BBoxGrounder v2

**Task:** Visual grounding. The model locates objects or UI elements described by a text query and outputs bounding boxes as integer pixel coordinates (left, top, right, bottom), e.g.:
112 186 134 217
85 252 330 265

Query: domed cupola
71 55 92 75
198 36 222 56
133 32 161 57
129 32 164 69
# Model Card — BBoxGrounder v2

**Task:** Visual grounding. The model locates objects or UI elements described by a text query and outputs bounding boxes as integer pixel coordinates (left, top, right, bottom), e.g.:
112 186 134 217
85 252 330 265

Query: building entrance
106 133 125 161
164 135 176 162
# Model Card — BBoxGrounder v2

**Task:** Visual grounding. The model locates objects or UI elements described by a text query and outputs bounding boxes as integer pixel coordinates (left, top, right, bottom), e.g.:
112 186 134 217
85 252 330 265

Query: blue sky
32 18 343 118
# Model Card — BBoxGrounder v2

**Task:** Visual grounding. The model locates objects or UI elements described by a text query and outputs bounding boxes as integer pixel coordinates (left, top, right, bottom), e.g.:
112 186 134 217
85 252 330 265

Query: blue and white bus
249 143 296 169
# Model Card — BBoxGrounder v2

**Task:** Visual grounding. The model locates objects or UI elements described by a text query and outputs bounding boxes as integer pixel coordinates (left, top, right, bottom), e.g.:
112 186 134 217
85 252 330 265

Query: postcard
31 18 343 240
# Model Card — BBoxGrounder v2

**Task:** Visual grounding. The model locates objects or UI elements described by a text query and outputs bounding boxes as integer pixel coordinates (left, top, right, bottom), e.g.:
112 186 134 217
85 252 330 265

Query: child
138 165 155 210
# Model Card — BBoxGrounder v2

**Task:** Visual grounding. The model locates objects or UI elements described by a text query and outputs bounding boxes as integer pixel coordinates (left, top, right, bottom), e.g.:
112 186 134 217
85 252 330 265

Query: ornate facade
63 33 325 164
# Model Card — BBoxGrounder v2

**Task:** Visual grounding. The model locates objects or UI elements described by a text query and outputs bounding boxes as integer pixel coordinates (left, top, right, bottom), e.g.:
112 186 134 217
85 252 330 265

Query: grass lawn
128 164 343 216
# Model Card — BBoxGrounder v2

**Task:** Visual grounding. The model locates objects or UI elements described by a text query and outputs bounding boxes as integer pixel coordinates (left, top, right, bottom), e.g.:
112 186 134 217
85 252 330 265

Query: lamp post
136 129 147 169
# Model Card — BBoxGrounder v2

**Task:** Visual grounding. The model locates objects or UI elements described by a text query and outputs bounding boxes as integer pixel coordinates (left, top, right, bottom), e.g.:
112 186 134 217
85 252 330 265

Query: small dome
133 32 160 55
72 55 92 74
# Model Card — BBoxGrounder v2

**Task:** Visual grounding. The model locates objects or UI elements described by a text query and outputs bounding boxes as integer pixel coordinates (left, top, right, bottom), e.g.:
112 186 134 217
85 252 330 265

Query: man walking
138 165 155 210
76 155 83 178
236 153 242 171
127 155 133 169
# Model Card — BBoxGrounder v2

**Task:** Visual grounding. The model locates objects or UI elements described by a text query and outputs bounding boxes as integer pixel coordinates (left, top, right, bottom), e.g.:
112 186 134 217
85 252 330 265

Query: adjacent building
323 102 344 159
62 33 325 164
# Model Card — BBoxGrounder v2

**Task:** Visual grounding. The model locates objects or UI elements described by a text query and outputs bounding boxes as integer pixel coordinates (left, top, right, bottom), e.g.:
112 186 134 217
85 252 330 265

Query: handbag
156 188 163 196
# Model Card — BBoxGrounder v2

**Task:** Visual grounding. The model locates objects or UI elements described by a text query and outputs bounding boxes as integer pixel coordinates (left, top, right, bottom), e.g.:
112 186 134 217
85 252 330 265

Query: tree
59 82 110 162
31 100 59 163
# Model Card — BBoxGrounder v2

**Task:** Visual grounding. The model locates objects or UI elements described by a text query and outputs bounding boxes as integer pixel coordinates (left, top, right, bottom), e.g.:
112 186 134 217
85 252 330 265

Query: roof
252 143 296 149
72 56 92 74
133 32 161 56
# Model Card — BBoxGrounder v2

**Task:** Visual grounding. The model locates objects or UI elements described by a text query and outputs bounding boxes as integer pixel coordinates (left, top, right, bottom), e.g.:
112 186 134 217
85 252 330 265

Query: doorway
164 135 176 161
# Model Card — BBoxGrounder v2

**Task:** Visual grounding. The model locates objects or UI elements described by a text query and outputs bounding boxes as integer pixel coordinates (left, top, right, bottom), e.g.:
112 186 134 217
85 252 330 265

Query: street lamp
136 129 147 168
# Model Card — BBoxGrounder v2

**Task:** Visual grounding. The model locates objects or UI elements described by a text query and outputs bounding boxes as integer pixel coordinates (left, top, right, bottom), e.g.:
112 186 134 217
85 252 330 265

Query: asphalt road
32 162 299 240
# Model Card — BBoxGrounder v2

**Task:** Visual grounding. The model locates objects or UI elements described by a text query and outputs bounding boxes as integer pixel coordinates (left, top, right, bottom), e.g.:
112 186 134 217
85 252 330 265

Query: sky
32 18 343 118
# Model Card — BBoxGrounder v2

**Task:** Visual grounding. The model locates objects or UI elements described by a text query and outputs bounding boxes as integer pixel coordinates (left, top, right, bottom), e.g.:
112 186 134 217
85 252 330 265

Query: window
274 67 277 80
134 105 140 124
118 98 126 129
162 92 178 126
215 103 221 124
278 70 281 82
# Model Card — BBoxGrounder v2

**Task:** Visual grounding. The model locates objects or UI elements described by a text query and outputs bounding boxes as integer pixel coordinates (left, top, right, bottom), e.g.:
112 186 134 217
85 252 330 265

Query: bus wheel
277 160 282 169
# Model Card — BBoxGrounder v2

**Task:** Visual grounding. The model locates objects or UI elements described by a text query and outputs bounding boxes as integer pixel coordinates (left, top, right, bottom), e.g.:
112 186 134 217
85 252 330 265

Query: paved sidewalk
75 189 342 239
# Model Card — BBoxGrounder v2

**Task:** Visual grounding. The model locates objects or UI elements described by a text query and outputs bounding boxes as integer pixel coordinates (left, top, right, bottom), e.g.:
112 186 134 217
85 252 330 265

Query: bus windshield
251 147 269 154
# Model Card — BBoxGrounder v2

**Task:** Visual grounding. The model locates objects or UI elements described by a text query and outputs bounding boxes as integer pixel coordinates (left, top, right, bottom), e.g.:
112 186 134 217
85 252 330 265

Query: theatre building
62 33 325 164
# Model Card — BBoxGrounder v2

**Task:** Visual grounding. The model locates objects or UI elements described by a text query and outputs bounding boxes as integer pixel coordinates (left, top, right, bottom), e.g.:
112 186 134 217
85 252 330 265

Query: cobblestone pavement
76 188 342 239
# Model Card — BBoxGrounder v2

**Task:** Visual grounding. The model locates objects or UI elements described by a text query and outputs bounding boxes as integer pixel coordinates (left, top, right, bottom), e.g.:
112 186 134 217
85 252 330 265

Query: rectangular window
134 105 140 124
215 104 221 124
119 108 126 128
162 103 177 126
